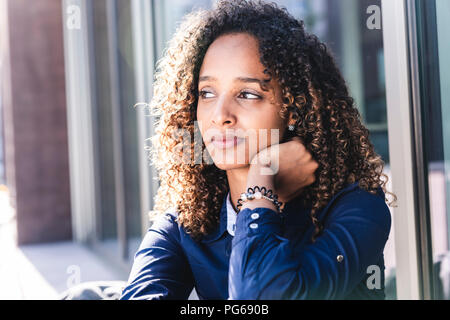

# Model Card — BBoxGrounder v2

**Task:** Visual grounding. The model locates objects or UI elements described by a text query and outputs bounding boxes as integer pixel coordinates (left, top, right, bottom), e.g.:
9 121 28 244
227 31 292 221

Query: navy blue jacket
120 181 391 300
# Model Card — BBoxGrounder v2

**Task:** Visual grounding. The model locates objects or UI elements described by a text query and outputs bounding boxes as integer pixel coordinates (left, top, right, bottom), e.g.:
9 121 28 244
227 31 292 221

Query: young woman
120 0 396 300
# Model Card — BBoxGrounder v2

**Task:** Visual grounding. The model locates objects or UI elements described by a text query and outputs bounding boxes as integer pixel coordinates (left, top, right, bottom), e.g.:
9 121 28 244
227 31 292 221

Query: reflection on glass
90 0 142 266
91 0 119 256
428 0 450 300
153 0 214 62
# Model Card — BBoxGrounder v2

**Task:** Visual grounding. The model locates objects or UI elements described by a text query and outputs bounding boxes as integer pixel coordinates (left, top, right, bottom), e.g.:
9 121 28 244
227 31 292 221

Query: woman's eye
198 90 214 99
238 91 261 100
198 90 260 100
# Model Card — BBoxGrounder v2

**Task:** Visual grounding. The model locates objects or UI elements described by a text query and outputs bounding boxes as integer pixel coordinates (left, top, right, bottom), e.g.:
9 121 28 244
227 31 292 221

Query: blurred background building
0 0 449 300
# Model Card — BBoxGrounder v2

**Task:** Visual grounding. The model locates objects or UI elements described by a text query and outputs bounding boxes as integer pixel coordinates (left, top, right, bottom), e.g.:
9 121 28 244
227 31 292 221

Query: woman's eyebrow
235 76 265 84
198 75 216 82
198 75 268 85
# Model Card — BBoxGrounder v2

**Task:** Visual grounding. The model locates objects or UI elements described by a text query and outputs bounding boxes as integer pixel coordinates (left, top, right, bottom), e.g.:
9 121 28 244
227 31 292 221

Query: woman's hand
249 136 319 205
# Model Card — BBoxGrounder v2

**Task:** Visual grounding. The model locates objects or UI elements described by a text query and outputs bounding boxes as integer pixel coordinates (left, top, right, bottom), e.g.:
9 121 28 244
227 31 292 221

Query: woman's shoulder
136 209 185 257
147 208 182 239
320 181 391 232
341 181 389 212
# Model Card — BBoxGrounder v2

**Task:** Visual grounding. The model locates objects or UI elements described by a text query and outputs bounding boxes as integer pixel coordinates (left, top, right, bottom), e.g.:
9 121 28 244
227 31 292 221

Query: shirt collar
226 192 237 236
200 189 301 243
199 181 369 243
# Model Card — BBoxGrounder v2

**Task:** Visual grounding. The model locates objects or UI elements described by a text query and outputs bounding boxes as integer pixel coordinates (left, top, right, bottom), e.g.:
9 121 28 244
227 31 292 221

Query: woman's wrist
250 149 276 175
238 186 281 213
246 162 275 189
240 199 277 212
241 163 277 212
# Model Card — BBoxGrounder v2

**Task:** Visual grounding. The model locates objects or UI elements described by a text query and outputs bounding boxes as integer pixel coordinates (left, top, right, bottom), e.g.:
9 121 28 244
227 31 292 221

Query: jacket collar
199 188 310 243
199 181 379 243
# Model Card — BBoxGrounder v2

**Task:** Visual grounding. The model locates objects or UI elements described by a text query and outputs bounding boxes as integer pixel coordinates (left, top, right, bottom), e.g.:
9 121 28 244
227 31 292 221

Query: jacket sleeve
120 213 194 300
228 191 392 300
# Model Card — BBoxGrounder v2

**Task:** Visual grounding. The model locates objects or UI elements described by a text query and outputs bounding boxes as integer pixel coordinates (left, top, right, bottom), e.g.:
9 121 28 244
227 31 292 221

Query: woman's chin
213 161 249 171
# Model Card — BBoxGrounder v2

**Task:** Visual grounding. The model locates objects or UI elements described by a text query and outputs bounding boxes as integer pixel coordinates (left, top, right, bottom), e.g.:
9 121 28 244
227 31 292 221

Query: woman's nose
211 95 236 126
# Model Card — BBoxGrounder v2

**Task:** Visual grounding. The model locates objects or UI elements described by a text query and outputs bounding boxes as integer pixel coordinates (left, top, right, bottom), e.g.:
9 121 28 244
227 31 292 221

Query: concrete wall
0 0 72 244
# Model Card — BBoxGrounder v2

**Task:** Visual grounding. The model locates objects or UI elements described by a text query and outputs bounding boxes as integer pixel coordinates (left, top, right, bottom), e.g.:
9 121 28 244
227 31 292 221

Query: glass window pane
91 0 118 252
153 0 214 61
425 0 450 300
89 0 141 266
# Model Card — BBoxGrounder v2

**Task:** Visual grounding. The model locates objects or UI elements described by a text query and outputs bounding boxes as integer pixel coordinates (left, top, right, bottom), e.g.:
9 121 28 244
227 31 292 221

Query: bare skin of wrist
240 162 278 213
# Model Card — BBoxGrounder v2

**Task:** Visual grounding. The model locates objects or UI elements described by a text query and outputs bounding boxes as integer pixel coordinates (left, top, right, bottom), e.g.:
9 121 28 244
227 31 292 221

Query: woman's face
196 32 288 170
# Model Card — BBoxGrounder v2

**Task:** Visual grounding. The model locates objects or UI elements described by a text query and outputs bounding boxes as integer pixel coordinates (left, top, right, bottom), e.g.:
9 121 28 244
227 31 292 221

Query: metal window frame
407 0 437 300
62 0 99 244
131 0 159 236
381 0 421 299
105 0 129 262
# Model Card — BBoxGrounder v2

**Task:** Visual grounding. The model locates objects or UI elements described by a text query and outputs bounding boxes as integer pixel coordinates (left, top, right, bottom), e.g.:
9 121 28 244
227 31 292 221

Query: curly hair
148 0 397 242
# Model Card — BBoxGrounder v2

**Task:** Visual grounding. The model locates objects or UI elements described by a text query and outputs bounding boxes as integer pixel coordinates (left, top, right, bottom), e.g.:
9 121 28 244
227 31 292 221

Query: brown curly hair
148 0 397 242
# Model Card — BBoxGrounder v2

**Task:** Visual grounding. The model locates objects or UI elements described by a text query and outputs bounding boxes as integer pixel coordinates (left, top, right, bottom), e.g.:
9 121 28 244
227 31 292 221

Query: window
416 0 450 300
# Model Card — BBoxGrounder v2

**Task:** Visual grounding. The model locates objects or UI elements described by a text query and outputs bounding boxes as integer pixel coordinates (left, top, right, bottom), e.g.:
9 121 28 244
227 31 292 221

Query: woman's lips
211 136 244 149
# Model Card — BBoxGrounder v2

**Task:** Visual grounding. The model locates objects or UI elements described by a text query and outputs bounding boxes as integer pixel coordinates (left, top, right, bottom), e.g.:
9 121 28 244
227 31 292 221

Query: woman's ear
288 111 298 131
281 112 298 143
